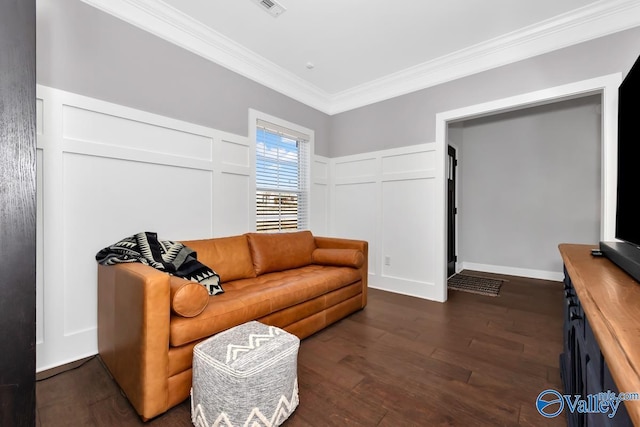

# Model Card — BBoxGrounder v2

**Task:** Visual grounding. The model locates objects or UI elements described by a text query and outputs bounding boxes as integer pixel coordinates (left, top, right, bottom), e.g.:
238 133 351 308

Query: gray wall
37 0 640 160
330 27 640 157
36 0 332 156
456 95 602 274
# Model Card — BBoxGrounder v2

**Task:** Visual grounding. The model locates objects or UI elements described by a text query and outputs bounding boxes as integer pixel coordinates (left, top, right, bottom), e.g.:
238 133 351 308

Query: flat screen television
600 54 640 282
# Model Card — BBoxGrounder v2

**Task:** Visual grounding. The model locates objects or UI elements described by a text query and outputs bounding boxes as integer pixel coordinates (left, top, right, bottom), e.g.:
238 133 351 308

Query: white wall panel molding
35 96 45 349
218 138 251 170
214 136 253 237
38 91 330 369
381 148 436 178
38 87 69 369
61 139 215 171
333 156 377 184
61 105 214 160
312 157 329 184
311 156 330 235
35 85 252 371
329 144 444 301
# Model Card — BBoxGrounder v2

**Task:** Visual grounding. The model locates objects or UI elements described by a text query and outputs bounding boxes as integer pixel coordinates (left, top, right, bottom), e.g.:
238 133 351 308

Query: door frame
447 145 457 278
433 73 622 302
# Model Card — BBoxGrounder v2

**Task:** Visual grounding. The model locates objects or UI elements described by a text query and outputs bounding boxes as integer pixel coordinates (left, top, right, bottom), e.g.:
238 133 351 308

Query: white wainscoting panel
214 136 252 237
381 178 435 283
218 137 250 169
36 99 45 347
311 156 330 235
334 157 377 183
330 144 443 301
36 98 44 135
36 147 44 347
35 85 253 371
214 172 251 237
332 181 378 275
61 106 214 161
62 153 214 334
382 150 435 175
314 157 329 182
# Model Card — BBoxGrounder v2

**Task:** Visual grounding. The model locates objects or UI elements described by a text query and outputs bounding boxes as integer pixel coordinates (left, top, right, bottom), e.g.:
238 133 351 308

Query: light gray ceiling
162 0 599 93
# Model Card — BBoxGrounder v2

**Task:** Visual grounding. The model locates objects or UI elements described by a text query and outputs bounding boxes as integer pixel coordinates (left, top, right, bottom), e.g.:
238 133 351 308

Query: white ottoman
191 321 300 427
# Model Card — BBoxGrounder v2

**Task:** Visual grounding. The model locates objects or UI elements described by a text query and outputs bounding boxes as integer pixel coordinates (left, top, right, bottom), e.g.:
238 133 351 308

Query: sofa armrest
98 263 171 420
313 236 368 308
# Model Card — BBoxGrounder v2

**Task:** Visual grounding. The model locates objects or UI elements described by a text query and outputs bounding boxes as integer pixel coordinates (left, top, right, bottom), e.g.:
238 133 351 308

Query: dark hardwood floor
36 271 566 426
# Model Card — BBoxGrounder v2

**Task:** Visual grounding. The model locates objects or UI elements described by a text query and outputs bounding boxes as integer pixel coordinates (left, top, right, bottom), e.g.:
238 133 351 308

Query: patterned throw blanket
95 231 223 295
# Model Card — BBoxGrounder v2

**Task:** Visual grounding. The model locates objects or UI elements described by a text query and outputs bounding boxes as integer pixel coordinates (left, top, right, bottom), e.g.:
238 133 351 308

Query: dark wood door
447 146 457 277
0 0 37 426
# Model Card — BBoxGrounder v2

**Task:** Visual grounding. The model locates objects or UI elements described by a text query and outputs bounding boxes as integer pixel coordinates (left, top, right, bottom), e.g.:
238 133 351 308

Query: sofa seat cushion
227 265 362 312
246 231 316 275
182 235 256 282
169 265 361 347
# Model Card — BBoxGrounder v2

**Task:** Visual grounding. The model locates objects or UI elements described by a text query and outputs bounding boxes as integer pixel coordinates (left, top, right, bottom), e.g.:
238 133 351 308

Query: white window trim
248 109 314 232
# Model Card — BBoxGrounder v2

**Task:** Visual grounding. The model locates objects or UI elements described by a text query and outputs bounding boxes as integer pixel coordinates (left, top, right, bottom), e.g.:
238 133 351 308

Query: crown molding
80 0 333 113
81 0 640 116
328 0 640 114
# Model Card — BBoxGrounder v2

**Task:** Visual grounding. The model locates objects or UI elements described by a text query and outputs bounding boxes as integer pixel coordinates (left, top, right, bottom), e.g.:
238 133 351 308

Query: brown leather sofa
97 230 368 421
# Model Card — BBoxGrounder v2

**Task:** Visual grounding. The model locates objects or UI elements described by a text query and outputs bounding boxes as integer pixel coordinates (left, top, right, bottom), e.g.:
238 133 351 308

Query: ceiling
83 0 640 114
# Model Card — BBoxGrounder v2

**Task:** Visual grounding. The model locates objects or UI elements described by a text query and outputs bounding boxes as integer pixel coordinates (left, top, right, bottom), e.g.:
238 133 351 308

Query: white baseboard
368 272 446 302
460 262 564 282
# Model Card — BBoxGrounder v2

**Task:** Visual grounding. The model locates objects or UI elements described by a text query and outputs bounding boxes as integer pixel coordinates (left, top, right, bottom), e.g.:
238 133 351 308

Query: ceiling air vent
251 0 286 17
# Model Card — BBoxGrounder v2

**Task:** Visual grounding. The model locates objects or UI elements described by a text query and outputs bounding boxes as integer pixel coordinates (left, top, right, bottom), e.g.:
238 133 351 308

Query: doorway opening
447 95 602 284
434 73 621 302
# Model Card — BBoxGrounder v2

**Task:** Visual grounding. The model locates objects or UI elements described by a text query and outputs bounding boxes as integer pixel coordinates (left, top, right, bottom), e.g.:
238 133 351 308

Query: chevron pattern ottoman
191 321 300 427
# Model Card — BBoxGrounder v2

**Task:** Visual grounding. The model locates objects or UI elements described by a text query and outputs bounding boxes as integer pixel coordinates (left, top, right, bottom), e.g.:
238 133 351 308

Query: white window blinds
256 119 309 232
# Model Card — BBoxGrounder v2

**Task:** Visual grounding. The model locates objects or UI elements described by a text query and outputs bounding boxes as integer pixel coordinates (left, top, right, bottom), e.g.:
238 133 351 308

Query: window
255 118 310 232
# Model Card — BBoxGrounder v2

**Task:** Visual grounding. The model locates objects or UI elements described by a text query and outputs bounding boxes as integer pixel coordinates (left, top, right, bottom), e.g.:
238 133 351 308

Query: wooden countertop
559 243 640 425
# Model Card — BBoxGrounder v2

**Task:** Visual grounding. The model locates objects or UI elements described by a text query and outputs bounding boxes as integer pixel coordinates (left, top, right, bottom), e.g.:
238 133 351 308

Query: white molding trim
35 84 253 370
460 262 565 282
80 0 640 115
329 143 442 300
435 73 622 302
330 0 640 114
80 0 332 113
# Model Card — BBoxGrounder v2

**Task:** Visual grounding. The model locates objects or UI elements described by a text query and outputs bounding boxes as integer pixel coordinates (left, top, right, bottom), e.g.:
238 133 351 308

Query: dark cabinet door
561 268 635 427
0 0 37 426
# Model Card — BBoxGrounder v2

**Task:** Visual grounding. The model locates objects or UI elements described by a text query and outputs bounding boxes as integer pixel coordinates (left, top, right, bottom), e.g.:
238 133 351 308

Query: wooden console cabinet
559 244 640 426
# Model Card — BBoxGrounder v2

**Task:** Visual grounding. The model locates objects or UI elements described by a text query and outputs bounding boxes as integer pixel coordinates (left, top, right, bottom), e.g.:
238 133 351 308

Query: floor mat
447 273 504 297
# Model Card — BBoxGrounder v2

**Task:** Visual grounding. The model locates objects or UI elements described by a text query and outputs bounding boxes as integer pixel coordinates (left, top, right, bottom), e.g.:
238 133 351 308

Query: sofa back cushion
246 230 316 275
182 235 256 282
312 248 364 268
